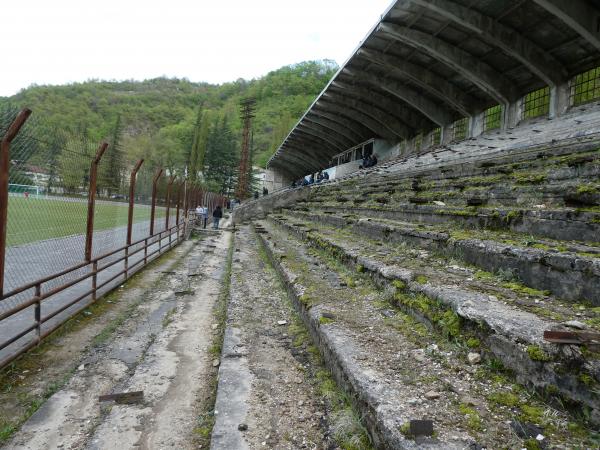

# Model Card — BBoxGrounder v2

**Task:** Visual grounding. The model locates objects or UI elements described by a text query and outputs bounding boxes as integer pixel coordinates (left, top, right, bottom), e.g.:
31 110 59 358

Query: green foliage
466 337 480 348
488 391 520 407
2 60 338 190
414 275 428 284
527 345 552 362
319 316 334 325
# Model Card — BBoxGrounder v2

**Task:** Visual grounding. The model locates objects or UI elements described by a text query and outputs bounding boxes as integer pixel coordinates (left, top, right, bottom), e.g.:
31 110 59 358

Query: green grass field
6 197 166 247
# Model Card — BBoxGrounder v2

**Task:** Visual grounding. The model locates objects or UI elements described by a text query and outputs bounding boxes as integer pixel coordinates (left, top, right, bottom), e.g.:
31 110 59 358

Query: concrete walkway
0 220 176 365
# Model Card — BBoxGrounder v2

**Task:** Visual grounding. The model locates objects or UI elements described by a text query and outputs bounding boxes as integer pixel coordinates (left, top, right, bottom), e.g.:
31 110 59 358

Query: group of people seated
291 170 330 188
359 153 378 169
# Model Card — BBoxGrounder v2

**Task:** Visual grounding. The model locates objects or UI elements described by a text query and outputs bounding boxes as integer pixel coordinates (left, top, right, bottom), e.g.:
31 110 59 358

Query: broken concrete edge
286 210 600 304
266 216 600 426
210 232 245 450
291 201 600 243
255 226 429 450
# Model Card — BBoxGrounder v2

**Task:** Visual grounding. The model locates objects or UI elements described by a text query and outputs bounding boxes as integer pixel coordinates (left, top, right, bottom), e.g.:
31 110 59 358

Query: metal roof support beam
311 108 375 139
292 128 343 152
333 77 433 130
316 100 399 141
304 114 366 143
286 134 337 156
533 0 600 51
285 135 341 163
278 145 322 172
296 122 354 149
411 0 567 86
378 23 518 105
337 72 454 127
323 93 412 139
280 143 332 172
284 130 337 153
358 49 481 116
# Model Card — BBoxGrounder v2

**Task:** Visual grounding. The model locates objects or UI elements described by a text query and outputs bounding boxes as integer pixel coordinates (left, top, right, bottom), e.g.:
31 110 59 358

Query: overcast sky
0 0 393 97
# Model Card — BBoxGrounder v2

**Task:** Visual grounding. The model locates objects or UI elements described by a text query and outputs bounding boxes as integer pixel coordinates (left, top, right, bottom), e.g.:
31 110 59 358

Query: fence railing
0 108 228 369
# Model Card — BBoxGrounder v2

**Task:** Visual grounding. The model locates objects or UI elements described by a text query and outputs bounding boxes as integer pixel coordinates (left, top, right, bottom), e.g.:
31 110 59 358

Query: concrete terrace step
290 202 600 243
282 210 600 304
256 219 600 448
211 227 339 449
265 215 600 427
276 213 599 321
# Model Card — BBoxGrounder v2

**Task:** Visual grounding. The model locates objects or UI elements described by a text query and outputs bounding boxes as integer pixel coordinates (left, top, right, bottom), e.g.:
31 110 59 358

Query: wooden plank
544 330 600 344
410 419 434 437
98 391 144 404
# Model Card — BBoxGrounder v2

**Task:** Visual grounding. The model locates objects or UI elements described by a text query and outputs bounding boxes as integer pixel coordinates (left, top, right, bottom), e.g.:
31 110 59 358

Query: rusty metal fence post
84 143 109 262
164 176 174 249
149 168 163 237
0 109 32 297
165 176 175 232
176 182 183 241
127 159 144 245
34 283 41 343
125 159 144 280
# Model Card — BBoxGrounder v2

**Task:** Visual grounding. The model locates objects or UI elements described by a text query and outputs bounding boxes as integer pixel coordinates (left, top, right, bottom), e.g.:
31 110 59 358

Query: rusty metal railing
0 108 229 370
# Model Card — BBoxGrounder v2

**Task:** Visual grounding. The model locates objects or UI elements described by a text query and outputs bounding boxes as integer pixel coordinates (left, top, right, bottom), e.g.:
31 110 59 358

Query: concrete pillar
470 112 485 137
504 100 522 129
549 82 571 118
441 124 453 144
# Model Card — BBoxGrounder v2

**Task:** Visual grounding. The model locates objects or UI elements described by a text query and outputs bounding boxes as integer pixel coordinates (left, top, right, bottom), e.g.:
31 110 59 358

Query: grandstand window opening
484 105 502 131
522 87 550 119
452 118 469 141
431 128 441 146
570 66 600 106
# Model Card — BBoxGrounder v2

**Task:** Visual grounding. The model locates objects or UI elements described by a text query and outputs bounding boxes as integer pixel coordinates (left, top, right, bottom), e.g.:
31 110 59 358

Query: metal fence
0 107 227 368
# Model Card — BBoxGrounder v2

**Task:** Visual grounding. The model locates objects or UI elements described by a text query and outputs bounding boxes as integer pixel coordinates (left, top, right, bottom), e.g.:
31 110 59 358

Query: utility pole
235 98 256 200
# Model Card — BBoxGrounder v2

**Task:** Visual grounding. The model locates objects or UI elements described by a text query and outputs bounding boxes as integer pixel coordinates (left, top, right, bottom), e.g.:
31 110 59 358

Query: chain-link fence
0 106 227 368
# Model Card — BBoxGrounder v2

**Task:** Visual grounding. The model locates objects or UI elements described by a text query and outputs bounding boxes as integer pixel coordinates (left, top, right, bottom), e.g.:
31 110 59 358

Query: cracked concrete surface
3 225 232 450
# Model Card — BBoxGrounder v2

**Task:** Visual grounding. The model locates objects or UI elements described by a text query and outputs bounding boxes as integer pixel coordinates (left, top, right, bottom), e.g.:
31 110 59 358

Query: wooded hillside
1 60 337 193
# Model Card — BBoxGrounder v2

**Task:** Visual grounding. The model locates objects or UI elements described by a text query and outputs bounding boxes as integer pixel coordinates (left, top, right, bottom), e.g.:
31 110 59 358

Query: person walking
212 205 223 229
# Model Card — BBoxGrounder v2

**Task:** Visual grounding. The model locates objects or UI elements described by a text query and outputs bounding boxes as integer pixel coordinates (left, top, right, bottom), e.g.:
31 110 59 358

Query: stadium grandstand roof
267 0 600 179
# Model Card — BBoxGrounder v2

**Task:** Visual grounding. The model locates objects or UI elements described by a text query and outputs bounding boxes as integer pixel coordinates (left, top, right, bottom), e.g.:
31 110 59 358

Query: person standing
212 205 223 229
202 205 209 229
195 205 203 227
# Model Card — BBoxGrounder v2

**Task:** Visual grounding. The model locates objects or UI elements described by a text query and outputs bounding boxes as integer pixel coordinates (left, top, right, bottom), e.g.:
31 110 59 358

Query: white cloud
0 0 392 96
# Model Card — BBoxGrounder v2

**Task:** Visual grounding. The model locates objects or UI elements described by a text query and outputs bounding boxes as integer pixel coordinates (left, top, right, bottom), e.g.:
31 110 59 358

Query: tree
204 115 239 195
188 104 209 182
100 114 125 196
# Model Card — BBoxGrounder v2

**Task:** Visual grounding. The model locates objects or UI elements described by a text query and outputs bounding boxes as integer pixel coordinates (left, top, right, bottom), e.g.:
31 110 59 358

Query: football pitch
6 196 167 247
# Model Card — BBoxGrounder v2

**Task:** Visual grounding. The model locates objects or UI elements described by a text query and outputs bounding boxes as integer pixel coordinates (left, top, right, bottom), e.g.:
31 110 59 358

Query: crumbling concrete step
256 220 599 448
284 210 600 304
292 202 600 243
211 226 343 449
267 215 600 427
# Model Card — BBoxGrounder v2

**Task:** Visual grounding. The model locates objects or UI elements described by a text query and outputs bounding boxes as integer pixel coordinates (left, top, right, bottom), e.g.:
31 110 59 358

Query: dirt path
211 225 349 449
2 228 232 450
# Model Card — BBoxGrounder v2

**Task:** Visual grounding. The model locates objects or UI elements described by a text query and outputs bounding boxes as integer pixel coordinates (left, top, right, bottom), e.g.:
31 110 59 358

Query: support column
549 82 571 118
470 112 485 138
504 100 522 129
